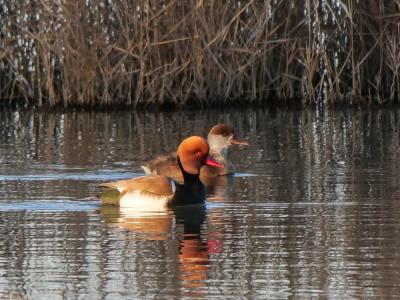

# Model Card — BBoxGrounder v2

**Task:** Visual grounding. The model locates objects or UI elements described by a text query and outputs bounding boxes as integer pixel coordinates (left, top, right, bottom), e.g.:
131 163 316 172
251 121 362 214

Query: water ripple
0 200 100 211
0 171 139 181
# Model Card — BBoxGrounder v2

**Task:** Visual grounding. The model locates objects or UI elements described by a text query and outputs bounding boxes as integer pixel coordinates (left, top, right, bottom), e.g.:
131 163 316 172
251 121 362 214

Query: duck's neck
170 157 206 206
177 156 202 184
209 147 227 163
208 135 228 163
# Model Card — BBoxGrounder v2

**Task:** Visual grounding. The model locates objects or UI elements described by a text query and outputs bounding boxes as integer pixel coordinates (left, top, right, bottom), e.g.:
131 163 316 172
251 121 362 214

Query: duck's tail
141 165 152 175
97 184 121 205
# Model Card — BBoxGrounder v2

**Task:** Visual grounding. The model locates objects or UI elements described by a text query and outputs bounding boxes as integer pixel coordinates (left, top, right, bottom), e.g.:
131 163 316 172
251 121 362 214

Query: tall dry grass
1 0 400 107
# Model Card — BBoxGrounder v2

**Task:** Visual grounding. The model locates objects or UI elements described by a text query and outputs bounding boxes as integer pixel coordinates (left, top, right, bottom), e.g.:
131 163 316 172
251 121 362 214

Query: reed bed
1 0 400 108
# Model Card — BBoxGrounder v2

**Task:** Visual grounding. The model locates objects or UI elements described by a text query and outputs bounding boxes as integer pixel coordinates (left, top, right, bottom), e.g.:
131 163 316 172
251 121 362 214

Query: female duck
141 124 248 183
99 136 222 209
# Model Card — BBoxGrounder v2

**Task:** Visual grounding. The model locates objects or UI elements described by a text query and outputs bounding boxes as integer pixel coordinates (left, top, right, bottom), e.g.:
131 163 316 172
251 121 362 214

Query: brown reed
0 0 400 108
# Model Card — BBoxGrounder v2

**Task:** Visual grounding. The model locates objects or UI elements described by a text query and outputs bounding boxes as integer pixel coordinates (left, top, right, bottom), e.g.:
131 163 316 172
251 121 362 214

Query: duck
98 136 223 209
141 124 248 183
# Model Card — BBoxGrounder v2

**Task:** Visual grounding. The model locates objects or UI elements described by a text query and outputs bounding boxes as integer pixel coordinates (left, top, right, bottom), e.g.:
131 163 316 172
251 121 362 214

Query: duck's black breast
168 178 206 206
169 156 207 206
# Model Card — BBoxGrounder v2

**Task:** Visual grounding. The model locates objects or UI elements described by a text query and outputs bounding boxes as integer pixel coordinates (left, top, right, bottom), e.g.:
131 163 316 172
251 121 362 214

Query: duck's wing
141 152 177 174
99 175 176 205
100 175 176 195
140 152 183 182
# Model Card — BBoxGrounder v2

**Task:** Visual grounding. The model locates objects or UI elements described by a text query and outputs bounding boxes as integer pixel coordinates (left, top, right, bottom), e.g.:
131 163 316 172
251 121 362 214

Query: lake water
1 107 400 299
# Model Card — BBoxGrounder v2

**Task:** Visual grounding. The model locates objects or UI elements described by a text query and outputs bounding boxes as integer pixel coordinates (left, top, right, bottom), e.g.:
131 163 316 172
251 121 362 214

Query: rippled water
1 108 400 298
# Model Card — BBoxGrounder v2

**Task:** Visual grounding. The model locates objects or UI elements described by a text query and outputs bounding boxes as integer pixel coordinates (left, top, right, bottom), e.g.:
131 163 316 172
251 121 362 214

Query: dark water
1 108 400 299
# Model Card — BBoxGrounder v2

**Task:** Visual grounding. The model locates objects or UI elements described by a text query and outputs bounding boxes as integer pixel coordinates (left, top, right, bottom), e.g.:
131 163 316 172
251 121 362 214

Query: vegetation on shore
1 1 400 108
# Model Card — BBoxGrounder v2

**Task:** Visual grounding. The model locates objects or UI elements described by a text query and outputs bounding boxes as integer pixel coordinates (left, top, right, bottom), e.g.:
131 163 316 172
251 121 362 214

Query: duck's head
177 136 223 175
207 124 249 157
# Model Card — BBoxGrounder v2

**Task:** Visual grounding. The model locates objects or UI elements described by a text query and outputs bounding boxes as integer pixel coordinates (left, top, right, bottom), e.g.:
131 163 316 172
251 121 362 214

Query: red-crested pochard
141 124 248 183
99 136 223 209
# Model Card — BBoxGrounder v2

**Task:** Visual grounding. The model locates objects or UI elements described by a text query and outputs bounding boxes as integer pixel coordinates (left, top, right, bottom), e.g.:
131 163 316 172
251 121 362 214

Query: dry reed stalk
0 0 400 107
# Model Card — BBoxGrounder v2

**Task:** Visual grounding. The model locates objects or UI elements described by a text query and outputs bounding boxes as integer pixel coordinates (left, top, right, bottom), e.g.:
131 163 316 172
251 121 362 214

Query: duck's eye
194 151 204 159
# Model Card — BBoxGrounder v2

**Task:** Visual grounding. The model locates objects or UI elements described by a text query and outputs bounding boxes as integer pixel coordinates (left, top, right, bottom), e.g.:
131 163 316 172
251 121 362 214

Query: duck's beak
231 137 249 146
205 155 224 168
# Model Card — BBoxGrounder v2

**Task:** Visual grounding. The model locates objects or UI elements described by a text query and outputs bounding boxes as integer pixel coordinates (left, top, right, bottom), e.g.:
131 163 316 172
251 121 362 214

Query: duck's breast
200 162 233 179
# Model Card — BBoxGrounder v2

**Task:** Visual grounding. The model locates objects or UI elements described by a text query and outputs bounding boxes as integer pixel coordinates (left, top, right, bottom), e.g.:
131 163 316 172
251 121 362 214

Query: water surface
1 108 400 298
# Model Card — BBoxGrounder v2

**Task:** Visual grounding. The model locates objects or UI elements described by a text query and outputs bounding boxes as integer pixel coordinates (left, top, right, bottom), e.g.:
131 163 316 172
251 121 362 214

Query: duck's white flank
119 180 176 210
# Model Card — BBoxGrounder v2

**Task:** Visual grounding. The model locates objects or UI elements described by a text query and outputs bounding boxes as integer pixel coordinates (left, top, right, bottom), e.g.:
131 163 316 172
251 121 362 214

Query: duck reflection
100 205 174 240
100 204 220 297
173 204 209 296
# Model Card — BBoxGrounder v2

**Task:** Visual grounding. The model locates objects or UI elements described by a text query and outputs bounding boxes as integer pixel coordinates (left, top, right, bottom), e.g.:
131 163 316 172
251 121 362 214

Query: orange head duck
141 124 248 182
99 136 223 209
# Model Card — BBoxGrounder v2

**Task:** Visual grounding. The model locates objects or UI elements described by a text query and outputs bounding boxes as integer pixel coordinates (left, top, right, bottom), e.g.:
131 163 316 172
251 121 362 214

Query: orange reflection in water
178 235 209 297
101 203 224 298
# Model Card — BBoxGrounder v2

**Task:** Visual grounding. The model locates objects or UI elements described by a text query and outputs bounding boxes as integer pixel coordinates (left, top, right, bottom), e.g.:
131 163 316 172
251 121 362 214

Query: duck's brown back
101 175 175 195
141 152 184 182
